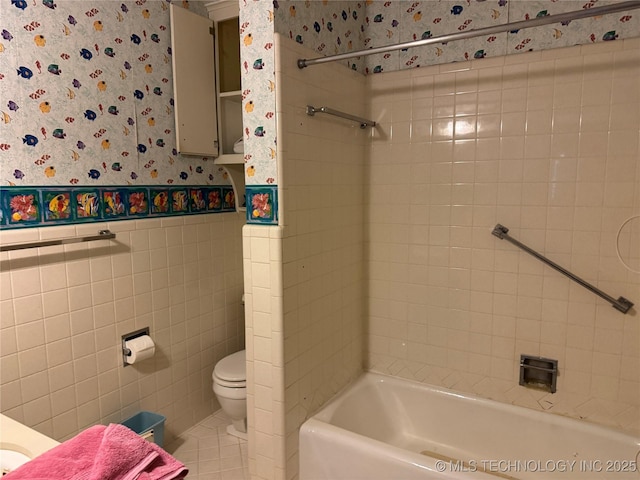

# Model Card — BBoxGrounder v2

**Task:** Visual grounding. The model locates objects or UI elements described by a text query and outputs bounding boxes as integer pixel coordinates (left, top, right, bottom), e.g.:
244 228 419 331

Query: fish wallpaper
271 0 639 73
237 0 639 224
0 0 237 227
2 0 638 226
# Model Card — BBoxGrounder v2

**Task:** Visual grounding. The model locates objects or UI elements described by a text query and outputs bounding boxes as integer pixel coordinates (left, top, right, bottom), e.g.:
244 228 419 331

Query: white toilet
212 349 247 439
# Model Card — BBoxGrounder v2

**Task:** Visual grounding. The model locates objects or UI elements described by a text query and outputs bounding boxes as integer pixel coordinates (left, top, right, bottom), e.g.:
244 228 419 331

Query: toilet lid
213 350 246 382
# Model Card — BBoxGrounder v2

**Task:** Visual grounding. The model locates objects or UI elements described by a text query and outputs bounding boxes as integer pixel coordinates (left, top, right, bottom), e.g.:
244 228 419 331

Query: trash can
121 411 166 447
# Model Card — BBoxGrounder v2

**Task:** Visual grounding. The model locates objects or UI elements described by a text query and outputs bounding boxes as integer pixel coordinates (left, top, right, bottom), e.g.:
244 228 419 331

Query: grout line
167 410 249 480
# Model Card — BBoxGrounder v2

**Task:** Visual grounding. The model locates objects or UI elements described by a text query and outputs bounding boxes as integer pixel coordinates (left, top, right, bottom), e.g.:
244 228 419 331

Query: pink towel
4 423 188 480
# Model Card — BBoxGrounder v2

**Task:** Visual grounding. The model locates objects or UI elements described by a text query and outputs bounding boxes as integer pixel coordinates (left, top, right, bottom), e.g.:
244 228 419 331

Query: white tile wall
248 31 638 480
243 224 285 480
242 35 368 480
365 38 640 434
0 212 245 443
278 37 368 480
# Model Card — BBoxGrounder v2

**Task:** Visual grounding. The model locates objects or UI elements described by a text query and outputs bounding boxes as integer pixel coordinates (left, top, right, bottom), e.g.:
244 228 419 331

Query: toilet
212 349 247 439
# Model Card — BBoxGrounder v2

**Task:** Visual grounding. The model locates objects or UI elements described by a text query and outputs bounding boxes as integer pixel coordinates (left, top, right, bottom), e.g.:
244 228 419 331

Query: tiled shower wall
242 224 286 480
365 38 640 434
242 35 367 480
278 36 367 479
0 213 245 442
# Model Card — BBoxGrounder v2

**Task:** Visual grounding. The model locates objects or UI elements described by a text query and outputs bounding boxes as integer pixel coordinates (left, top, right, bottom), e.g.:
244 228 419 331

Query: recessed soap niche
519 355 558 393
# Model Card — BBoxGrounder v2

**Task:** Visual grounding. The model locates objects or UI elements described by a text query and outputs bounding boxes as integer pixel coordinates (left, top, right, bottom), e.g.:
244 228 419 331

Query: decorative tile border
245 185 277 225
0 185 236 229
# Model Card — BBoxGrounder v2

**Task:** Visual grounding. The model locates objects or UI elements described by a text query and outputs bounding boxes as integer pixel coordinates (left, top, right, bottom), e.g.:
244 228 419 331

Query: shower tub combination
300 373 640 479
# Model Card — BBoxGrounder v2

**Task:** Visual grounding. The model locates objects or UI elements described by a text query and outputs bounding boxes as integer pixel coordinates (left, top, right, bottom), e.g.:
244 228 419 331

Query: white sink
1 447 32 474
0 414 59 474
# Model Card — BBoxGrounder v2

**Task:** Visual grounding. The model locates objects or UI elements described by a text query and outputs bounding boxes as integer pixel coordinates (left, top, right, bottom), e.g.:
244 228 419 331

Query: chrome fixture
0 229 116 252
492 224 634 314
306 105 376 129
520 355 558 393
298 1 640 69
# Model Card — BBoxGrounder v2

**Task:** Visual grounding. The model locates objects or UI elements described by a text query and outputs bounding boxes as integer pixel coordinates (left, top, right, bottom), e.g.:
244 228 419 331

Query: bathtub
299 373 640 480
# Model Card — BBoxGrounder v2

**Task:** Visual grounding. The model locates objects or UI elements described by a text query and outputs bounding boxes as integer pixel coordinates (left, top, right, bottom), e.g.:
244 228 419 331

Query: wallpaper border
0 184 237 229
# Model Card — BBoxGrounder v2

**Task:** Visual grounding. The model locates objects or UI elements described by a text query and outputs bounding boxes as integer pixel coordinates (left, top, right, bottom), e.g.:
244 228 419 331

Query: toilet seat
213 375 246 389
213 350 246 387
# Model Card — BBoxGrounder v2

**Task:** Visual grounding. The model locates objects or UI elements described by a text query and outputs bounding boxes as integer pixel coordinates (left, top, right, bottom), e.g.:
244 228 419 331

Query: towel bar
0 229 116 252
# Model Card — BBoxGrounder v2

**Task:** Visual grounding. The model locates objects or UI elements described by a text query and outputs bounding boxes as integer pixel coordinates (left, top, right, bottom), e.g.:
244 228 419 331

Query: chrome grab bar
492 224 634 314
306 105 376 129
0 229 116 252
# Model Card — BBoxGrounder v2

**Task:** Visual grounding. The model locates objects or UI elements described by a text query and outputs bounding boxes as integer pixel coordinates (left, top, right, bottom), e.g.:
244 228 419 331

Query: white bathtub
300 373 640 480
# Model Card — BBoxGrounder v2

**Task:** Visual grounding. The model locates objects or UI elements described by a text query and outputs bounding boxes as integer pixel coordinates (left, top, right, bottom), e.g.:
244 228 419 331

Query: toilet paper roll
125 335 155 365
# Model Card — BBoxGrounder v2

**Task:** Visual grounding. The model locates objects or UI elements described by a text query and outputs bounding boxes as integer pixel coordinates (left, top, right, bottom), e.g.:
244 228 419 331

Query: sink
0 414 59 475
0 446 32 475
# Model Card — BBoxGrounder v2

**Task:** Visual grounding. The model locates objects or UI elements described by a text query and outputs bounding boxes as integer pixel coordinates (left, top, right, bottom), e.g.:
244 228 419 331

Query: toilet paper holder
122 327 151 367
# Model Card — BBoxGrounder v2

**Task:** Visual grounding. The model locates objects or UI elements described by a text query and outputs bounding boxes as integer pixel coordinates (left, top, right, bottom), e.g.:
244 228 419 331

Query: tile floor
166 410 249 480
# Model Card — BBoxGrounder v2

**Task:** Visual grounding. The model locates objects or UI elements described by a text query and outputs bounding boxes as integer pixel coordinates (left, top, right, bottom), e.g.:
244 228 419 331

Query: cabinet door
170 4 218 157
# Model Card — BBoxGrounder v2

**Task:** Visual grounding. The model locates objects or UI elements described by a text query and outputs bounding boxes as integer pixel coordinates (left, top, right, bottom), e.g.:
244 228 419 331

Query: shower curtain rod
297 1 640 69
